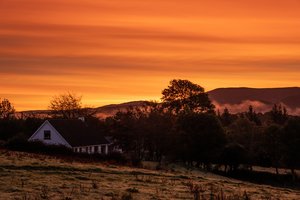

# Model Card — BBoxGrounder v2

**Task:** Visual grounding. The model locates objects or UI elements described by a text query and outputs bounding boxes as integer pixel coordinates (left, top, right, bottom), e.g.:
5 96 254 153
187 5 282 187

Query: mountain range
16 87 300 117
208 87 300 114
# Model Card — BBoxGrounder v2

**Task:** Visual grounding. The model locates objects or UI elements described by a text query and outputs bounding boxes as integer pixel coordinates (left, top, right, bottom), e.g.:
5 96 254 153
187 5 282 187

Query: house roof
48 119 110 147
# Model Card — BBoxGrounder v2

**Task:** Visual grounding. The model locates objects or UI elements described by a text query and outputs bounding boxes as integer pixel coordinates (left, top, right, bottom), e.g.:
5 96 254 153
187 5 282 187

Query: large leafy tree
49 93 83 119
177 113 226 166
140 105 175 163
282 117 300 177
262 125 283 175
161 79 214 114
226 117 263 170
107 103 175 162
0 98 15 119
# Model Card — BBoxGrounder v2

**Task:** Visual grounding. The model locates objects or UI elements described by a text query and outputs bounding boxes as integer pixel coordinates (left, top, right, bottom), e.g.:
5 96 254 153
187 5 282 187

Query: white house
28 119 114 154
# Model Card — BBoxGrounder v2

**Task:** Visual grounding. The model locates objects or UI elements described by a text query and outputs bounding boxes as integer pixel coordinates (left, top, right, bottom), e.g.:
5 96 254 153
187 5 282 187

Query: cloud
214 100 272 114
289 108 300 116
1 0 300 110
214 100 300 115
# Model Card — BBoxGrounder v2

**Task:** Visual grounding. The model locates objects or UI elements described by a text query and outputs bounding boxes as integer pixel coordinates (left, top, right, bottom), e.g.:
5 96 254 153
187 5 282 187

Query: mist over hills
16 87 300 117
208 87 300 115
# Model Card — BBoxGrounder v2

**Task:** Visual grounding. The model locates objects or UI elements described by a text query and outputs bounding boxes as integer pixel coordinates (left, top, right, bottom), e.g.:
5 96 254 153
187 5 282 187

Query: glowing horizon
1 0 300 111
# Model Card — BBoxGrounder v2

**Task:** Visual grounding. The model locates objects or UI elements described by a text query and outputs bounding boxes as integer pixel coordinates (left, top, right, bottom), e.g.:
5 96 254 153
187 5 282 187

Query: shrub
221 143 247 172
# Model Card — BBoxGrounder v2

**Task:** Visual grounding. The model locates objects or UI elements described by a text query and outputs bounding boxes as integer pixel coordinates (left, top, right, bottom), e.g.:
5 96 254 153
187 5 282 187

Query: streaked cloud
1 0 300 110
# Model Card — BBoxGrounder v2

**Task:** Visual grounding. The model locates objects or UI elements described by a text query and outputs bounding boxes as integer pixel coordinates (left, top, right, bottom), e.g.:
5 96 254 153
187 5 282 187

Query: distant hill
94 88 300 115
208 87 300 114
15 87 300 117
16 101 149 119
94 101 149 118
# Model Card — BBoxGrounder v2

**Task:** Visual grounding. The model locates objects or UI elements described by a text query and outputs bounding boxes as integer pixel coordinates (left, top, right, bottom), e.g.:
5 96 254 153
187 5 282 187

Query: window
44 130 51 140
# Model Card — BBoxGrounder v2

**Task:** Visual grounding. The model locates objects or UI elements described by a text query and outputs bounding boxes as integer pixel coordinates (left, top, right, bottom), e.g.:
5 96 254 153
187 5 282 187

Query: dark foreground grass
214 169 300 190
0 150 299 200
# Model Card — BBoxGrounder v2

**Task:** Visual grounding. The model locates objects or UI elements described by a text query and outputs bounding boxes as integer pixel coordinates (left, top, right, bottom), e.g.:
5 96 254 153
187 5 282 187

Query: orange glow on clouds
1 0 300 110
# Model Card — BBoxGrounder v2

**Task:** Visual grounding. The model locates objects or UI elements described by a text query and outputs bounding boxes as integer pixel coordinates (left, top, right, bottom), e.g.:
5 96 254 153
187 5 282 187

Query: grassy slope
0 150 299 200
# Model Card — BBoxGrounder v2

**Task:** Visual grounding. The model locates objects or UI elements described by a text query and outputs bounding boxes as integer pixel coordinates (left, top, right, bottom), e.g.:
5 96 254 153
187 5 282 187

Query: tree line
0 80 300 178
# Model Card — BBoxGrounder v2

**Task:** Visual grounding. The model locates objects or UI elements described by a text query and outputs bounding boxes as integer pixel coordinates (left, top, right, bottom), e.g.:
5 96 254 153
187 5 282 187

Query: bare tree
49 93 83 119
0 98 15 119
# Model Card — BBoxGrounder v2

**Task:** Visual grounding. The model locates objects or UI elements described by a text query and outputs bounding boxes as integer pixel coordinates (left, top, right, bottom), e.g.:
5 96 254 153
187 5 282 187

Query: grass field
0 150 299 200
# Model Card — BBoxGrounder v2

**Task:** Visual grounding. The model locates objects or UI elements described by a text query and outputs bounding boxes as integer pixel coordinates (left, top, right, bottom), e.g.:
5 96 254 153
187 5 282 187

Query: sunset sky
1 0 300 111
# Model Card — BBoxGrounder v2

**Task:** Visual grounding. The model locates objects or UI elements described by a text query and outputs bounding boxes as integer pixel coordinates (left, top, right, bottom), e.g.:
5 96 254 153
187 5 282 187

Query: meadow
0 150 299 200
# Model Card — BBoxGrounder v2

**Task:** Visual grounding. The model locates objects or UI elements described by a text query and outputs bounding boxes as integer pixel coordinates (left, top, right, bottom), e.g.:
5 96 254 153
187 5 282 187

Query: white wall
73 145 109 154
29 121 71 148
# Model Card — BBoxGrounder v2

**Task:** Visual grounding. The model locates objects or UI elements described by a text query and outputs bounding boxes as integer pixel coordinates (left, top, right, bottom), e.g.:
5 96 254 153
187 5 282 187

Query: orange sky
1 0 300 111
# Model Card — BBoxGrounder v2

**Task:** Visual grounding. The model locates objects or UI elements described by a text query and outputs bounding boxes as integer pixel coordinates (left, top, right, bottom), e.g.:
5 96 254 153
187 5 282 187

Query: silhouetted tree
245 105 261 126
282 117 300 178
108 103 176 164
220 107 235 126
271 104 288 125
161 79 215 114
177 113 226 167
227 118 260 168
262 125 283 175
0 98 15 119
0 119 22 141
107 109 146 161
49 93 83 119
221 143 247 172
23 117 44 138
140 105 175 163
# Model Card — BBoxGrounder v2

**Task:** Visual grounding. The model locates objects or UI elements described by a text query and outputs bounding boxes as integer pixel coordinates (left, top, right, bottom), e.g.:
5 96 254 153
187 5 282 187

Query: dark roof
48 119 110 147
